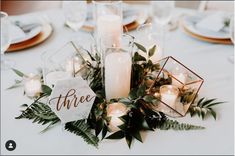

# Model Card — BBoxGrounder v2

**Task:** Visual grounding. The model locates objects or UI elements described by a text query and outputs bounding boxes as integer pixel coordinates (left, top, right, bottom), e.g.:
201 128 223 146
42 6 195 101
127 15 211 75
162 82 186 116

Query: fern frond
65 120 99 148
158 119 205 130
15 102 60 126
189 98 225 120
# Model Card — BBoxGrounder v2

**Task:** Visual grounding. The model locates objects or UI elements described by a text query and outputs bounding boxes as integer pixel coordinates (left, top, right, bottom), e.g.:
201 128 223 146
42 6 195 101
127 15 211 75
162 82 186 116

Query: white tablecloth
1 7 234 155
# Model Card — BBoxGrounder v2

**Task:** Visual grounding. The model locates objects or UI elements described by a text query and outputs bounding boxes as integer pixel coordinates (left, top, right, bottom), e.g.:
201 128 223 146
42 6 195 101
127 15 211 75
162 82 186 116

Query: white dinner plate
182 13 230 39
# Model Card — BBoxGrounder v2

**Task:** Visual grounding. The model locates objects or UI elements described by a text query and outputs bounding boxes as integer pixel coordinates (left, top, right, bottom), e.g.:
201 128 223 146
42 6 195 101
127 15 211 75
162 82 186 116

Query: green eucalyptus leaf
133 52 146 62
137 84 146 97
118 124 127 131
152 99 160 105
128 88 138 100
41 85 52 95
106 131 125 139
12 68 25 77
148 45 156 57
119 115 129 123
102 124 108 140
143 95 155 103
95 119 104 136
125 134 133 148
134 42 147 53
15 80 22 84
119 98 132 105
131 131 143 143
6 84 22 90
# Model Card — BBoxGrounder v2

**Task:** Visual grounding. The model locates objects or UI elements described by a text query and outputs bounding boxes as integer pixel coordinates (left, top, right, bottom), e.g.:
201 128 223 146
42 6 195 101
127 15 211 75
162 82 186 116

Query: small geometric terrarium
148 56 204 117
41 41 91 87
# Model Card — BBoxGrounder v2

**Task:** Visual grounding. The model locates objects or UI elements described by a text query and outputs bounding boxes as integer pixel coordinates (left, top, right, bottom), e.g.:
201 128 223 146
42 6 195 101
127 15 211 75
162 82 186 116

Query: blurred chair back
199 1 234 12
1 1 62 15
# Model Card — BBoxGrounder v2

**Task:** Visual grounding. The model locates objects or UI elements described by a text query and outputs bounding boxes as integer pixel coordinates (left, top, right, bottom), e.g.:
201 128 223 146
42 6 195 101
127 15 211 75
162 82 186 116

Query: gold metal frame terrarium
148 56 204 117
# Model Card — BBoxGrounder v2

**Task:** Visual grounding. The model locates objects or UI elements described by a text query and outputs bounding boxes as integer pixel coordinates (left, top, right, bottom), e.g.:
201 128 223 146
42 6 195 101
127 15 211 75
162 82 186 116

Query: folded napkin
9 23 26 43
196 12 228 32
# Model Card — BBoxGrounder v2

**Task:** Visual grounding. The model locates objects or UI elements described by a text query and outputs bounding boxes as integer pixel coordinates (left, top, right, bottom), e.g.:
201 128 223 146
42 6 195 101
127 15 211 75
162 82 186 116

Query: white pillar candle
105 52 132 101
45 71 72 87
160 85 179 109
107 103 128 132
97 14 122 47
24 73 42 97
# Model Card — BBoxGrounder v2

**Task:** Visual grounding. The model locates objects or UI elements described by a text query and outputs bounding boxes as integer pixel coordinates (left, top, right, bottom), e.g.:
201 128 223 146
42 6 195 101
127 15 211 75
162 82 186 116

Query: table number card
48 77 96 123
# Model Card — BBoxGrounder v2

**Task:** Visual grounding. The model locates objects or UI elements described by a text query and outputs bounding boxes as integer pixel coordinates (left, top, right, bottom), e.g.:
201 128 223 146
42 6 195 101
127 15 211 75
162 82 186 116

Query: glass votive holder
93 1 123 49
41 41 88 87
148 56 204 117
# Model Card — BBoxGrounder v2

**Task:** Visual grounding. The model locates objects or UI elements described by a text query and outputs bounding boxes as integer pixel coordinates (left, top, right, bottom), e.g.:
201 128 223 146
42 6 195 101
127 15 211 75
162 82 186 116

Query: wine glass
151 1 175 53
151 1 175 26
1 11 13 70
136 23 164 63
62 1 87 31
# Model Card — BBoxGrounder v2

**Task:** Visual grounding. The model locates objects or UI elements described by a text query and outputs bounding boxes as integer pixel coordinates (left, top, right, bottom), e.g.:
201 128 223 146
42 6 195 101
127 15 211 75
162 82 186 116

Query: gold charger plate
181 20 232 45
6 23 53 52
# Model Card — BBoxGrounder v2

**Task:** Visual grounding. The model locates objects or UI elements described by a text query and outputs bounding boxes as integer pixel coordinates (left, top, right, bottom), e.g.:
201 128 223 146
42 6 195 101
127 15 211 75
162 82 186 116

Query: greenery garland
9 42 224 148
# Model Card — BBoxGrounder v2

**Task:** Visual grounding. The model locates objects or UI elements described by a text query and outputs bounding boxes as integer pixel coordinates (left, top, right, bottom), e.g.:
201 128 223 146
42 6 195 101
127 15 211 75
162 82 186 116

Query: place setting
3 12 53 53
1 1 234 155
181 11 234 44
62 1 150 33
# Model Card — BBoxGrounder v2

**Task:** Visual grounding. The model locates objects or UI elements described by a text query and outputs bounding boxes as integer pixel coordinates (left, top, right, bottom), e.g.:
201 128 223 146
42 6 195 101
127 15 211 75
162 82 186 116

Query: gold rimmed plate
6 23 53 52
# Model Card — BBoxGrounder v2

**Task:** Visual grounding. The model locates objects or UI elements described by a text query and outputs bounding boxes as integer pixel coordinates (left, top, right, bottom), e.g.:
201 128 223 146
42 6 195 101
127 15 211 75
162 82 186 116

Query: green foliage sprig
158 119 205 130
10 42 223 148
189 98 225 120
65 120 99 148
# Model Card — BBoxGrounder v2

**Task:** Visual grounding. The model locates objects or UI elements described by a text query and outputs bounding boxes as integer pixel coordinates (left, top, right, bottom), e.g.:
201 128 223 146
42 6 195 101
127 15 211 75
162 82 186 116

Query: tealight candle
65 57 82 76
24 73 42 97
107 103 128 132
45 71 72 87
105 51 132 101
160 85 179 109
97 14 122 47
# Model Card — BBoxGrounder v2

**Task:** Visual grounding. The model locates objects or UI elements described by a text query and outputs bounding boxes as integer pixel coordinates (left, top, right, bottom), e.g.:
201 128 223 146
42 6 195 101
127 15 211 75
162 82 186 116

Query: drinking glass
62 1 87 31
137 23 164 63
151 1 175 26
151 1 175 53
93 1 123 49
1 11 13 70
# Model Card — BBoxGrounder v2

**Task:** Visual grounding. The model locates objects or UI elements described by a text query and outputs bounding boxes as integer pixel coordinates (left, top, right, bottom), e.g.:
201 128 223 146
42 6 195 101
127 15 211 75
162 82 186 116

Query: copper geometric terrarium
148 56 204 117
